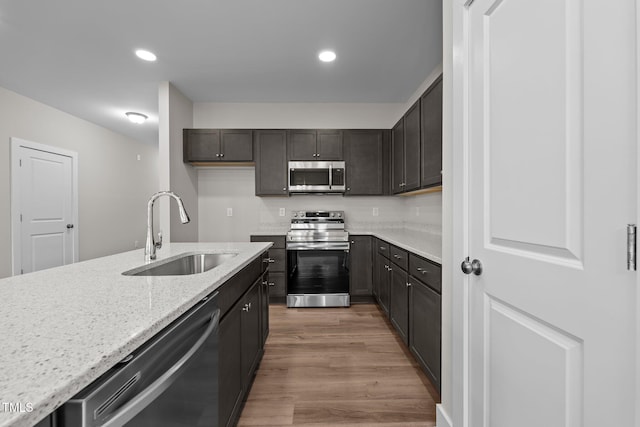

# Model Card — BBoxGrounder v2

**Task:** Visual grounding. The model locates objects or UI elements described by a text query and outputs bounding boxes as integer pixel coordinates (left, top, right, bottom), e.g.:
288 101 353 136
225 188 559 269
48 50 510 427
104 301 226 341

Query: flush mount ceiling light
125 112 148 124
318 50 337 63
135 49 157 62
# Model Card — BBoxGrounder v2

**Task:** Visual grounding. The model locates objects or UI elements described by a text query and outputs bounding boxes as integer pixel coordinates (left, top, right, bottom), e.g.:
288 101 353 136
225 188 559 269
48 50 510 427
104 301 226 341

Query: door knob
461 257 483 275
66 224 74 229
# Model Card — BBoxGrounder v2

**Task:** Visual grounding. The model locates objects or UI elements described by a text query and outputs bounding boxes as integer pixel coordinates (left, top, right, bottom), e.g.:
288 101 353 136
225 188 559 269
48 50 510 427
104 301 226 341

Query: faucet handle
155 231 163 249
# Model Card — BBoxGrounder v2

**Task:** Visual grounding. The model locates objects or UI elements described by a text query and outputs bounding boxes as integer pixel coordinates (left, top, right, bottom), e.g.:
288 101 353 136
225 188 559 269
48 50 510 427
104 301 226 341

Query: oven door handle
287 242 350 251
102 310 220 427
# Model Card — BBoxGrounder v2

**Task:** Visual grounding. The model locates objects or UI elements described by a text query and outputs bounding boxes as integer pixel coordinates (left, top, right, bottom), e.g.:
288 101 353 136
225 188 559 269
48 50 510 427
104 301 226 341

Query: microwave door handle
329 164 332 189
101 310 220 427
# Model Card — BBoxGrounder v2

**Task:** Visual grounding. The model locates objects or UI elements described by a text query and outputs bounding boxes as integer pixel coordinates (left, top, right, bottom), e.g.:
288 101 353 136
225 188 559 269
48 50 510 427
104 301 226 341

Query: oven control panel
292 210 344 219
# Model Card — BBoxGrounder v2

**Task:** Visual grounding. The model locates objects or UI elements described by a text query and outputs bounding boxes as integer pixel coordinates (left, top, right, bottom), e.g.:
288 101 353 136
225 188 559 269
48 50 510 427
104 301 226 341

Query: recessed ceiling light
318 50 337 63
135 49 157 62
125 112 148 124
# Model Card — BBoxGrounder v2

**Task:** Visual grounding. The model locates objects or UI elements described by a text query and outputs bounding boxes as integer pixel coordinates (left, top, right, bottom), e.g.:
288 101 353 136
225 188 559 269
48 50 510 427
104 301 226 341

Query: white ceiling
0 0 443 145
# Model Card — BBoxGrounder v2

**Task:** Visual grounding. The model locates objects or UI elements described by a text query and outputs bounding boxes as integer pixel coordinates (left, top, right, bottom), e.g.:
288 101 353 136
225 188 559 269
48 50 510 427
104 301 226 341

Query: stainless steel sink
122 252 237 276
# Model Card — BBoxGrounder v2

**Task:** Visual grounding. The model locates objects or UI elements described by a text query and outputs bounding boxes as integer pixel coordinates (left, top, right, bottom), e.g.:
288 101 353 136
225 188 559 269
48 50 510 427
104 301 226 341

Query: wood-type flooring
237 303 440 426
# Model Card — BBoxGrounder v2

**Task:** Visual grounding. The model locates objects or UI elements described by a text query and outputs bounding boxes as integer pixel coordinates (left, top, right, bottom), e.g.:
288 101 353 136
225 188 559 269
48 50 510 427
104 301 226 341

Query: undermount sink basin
123 252 237 276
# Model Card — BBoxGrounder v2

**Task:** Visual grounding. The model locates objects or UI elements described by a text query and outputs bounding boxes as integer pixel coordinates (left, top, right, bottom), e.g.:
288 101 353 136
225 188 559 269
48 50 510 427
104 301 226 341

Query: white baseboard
436 404 453 427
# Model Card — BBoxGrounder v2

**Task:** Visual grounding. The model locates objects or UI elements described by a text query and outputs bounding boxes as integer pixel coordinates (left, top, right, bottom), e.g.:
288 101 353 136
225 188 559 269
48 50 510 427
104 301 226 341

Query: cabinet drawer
409 254 441 293
268 249 286 272
267 272 286 298
250 235 286 249
377 239 390 257
389 244 408 270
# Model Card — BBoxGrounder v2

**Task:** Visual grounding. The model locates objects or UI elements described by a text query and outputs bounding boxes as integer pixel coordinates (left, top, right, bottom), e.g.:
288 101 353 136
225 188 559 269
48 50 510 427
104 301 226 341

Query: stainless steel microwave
288 161 346 193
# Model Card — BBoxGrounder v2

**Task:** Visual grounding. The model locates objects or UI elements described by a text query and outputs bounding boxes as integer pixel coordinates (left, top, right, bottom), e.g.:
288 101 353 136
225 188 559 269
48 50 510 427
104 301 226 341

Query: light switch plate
372 207 379 216
227 208 233 217
279 208 285 216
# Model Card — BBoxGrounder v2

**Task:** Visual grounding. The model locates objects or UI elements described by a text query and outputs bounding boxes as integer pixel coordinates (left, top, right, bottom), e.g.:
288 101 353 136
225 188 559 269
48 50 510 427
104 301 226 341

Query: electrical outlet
136 154 141 161
415 207 420 216
279 208 285 217
134 240 139 248
372 207 379 216
227 208 233 217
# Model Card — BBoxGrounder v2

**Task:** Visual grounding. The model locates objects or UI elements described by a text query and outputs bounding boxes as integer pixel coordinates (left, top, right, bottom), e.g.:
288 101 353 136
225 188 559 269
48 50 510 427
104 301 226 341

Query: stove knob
337 213 342 218
293 212 297 217
330 212 335 217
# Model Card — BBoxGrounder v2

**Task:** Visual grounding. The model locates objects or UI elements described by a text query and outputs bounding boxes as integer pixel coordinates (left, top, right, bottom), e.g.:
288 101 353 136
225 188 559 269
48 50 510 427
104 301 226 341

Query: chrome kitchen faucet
145 191 190 261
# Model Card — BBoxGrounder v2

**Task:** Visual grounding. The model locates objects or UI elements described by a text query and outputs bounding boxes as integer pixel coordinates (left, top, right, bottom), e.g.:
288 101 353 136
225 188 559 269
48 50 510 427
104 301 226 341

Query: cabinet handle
215 153 220 157
263 258 275 263
268 282 275 287
347 188 350 191
380 247 386 251
406 282 412 288
242 303 250 312
416 267 428 275
351 240 355 244
283 187 287 191
393 254 401 259
262 280 268 286
220 153 224 158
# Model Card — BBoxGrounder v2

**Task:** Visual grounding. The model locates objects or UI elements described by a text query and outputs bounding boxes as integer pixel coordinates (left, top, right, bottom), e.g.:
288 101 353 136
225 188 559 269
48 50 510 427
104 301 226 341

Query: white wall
159 82 198 242
0 86 158 279
194 103 405 129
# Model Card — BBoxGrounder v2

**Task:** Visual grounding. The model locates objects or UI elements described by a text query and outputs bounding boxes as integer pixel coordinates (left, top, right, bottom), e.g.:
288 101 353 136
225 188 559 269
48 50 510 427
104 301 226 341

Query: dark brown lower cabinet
376 252 390 315
218 257 268 427
219 301 243 427
349 235 373 296
251 235 287 303
409 278 442 392
389 265 409 345
260 272 269 347
373 238 441 393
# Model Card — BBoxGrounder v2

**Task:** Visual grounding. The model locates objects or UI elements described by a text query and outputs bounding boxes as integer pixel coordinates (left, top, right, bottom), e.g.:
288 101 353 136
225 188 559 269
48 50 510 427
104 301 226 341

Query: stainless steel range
286 211 350 307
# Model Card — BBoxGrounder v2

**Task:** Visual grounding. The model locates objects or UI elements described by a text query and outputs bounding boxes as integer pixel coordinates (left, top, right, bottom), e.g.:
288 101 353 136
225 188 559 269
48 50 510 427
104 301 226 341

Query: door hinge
627 224 636 271
19 159 22 167
19 214 22 222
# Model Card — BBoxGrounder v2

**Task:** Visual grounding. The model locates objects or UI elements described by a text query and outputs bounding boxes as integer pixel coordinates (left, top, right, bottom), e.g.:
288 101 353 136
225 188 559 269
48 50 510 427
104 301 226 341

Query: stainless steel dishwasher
58 293 220 427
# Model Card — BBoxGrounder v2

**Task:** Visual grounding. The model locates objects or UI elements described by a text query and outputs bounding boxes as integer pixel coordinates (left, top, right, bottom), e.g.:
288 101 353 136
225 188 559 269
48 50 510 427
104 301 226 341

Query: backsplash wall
197 167 442 242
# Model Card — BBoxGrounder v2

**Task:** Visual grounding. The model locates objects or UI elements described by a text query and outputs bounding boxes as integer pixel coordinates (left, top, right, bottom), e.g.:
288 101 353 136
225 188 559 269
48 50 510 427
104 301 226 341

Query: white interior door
13 141 77 274
465 0 637 426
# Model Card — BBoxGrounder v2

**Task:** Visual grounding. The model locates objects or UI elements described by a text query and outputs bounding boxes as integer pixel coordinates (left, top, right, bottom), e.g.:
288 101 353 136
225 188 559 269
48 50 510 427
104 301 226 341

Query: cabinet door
344 130 384 195
389 266 409 345
267 272 286 299
255 130 288 195
420 76 443 188
260 272 269 347
219 303 243 427
409 278 441 392
241 280 262 392
349 235 373 296
183 129 220 162
376 252 390 315
220 129 253 161
391 119 405 194
287 130 317 160
317 130 343 160
403 100 421 192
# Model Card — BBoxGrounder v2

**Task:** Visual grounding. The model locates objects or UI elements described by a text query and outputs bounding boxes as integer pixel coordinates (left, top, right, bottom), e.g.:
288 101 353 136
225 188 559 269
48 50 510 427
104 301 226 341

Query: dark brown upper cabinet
420 75 443 188
391 118 405 194
403 100 421 192
287 129 343 160
183 129 253 163
392 101 421 194
254 130 288 196
344 130 389 196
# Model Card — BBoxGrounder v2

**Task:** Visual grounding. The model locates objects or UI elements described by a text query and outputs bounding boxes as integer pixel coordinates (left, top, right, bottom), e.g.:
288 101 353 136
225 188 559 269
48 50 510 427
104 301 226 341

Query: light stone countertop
0 242 271 427
347 228 442 264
